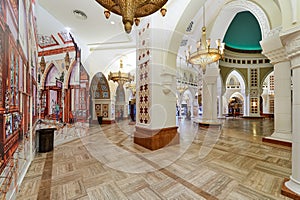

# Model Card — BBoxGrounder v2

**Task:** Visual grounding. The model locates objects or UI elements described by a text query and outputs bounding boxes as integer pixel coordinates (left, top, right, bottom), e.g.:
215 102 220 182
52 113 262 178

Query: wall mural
0 1 38 199
91 72 110 99
0 26 3 108
9 0 18 22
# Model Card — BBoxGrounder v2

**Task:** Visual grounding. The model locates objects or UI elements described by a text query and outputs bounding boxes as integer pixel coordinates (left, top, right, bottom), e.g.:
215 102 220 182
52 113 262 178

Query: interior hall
0 0 299 199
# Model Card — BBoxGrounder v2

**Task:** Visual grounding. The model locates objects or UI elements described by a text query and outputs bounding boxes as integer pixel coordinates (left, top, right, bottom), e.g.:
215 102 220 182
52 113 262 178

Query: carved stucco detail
267 26 282 38
225 0 270 39
285 33 300 59
263 47 288 64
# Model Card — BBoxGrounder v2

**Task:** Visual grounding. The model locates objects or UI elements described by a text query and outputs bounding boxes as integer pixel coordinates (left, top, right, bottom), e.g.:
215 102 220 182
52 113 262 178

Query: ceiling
38 0 135 47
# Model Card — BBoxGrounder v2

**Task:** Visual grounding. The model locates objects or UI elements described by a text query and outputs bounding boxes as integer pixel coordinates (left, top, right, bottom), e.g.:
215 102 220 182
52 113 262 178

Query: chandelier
186 5 225 72
108 59 134 85
95 0 168 33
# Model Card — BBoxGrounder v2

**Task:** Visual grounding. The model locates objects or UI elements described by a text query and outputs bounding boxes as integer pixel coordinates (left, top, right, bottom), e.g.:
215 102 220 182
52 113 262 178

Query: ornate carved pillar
201 63 221 124
134 20 179 150
260 29 292 143
281 29 300 198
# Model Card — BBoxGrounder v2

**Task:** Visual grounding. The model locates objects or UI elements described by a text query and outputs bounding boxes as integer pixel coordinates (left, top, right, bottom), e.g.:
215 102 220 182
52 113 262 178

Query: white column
272 61 292 141
261 32 292 142
218 90 225 118
283 29 300 195
202 63 219 121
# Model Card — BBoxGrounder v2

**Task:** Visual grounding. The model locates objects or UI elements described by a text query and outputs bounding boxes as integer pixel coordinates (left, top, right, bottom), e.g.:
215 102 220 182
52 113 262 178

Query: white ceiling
38 0 134 46
36 0 202 76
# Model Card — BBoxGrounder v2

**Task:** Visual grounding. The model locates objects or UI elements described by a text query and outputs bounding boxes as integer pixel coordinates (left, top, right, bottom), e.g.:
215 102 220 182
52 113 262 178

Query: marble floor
17 118 292 200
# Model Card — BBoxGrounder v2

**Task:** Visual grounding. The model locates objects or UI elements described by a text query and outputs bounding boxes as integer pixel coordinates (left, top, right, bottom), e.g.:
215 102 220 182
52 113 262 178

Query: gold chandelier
186 5 225 71
108 59 134 85
95 0 168 33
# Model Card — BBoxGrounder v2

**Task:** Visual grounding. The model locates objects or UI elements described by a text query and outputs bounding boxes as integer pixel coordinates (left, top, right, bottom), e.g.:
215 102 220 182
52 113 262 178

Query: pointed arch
64 59 79 88
90 72 110 99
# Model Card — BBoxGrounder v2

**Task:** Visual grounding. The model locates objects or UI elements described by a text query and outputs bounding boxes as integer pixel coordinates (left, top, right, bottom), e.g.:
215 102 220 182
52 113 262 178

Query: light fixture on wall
186 4 225 73
95 0 168 33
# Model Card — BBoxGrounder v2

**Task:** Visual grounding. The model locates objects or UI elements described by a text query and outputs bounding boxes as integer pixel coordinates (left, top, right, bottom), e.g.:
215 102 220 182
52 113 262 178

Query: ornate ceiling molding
284 31 300 69
285 33 300 57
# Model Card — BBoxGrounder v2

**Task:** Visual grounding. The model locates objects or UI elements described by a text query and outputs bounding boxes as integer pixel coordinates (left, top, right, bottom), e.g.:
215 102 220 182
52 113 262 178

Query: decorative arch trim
212 0 271 40
90 72 111 99
65 59 78 88
41 63 56 90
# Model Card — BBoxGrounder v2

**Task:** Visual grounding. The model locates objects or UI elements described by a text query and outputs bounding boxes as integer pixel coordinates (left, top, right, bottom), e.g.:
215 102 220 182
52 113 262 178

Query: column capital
260 27 289 64
282 28 300 69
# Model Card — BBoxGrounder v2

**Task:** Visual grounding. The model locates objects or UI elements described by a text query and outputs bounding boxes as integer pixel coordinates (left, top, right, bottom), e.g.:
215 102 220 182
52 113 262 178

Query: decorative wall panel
91 72 110 99
95 104 101 116
102 104 108 118
137 22 151 124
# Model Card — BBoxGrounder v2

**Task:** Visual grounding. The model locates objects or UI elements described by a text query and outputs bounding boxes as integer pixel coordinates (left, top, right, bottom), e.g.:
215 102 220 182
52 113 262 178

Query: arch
260 67 274 87
90 72 111 99
42 63 60 88
261 71 274 114
225 69 246 90
65 59 79 88
228 92 244 116
210 0 271 42
229 92 244 101
223 70 246 115
167 0 276 72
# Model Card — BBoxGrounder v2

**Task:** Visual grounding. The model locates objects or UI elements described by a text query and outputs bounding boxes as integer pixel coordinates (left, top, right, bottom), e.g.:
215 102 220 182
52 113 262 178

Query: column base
91 119 115 124
193 118 222 128
134 126 179 150
263 132 292 147
282 178 300 199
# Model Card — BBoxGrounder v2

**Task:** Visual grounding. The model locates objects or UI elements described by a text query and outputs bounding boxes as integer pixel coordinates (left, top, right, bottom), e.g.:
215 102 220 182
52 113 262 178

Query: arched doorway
223 70 246 116
65 63 90 123
41 64 63 120
228 93 244 117
90 72 112 124
261 71 274 117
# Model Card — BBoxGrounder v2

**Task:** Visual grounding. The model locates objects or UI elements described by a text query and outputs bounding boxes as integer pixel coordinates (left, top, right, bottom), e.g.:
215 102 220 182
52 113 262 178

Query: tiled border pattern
102 104 109 118
137 21 151 124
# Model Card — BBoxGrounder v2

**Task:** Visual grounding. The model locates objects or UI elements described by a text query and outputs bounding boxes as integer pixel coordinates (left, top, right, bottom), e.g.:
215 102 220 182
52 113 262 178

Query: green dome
223 11 262 51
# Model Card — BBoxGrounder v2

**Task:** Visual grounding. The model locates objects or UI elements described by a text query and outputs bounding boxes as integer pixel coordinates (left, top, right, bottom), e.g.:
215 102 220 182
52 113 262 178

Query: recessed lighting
73 9 87 20
111 21 115 25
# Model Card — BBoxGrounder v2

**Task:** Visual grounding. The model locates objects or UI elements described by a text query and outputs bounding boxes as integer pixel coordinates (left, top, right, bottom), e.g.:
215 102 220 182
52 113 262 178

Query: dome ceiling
223 11 262 51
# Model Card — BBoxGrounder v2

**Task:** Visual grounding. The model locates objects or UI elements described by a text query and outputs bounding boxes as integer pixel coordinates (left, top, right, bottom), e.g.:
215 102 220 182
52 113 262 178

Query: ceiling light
186 4 225 74
73 9 87 20
95 0 168 33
